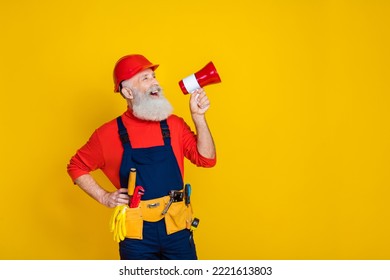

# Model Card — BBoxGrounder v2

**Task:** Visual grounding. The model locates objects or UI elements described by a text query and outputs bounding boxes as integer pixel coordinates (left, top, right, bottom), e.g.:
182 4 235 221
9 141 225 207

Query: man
67 54 216 260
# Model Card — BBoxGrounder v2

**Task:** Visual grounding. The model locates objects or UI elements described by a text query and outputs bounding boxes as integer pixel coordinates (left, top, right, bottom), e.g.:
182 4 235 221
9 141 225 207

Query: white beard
132 86 173 121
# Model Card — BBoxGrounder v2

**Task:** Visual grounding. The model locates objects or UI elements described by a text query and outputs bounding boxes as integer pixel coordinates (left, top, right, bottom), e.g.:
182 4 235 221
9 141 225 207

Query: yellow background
0 0 389 259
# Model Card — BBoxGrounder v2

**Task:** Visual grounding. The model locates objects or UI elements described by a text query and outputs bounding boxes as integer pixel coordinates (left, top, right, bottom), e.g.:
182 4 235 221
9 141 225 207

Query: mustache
146 86 162 95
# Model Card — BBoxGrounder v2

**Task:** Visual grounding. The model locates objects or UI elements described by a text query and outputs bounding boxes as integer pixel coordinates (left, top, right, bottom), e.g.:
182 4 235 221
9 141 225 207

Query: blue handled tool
184 183 191 206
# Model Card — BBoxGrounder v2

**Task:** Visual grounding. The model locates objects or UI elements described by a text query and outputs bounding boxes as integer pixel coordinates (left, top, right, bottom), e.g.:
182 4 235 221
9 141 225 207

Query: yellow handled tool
128 168 136 196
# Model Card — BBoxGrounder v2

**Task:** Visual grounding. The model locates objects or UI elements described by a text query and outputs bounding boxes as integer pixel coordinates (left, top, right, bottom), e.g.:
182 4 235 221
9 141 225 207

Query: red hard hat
113 54 159 92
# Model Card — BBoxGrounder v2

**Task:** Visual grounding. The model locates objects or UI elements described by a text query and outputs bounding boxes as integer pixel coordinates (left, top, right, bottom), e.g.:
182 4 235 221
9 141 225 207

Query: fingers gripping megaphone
178 62 221 94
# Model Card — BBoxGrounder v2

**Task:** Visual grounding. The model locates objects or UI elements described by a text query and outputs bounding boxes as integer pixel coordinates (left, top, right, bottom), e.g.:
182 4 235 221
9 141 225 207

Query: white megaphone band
181 74 201 94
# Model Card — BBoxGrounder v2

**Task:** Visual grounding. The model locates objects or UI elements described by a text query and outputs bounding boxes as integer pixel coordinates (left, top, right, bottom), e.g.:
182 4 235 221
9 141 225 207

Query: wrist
99 190 110 207
191 113 206 124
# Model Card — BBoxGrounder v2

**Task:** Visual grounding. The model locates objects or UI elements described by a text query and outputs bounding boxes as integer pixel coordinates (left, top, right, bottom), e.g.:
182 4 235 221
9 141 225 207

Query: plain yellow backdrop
0 0 389 259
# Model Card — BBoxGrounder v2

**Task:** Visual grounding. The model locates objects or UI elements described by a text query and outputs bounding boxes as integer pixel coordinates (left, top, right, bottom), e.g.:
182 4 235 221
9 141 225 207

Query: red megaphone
178 61 221 94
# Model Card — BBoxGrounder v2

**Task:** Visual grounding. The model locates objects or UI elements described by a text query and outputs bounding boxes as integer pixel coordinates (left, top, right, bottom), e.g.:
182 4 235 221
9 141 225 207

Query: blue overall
116 116 197 260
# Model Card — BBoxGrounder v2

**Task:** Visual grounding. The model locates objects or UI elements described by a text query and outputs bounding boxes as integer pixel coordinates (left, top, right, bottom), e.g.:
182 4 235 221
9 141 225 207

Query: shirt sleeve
67 129 105 182
181 120 217 168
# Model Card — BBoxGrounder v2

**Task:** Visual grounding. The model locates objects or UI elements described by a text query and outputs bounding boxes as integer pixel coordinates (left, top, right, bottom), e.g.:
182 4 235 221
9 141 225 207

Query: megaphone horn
179 61 221 94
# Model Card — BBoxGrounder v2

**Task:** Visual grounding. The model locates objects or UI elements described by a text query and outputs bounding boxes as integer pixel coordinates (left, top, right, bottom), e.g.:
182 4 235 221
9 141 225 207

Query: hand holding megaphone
178 62 221 94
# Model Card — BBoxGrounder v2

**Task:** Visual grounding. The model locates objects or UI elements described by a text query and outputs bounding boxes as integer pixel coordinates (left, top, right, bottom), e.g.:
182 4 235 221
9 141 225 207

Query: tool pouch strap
125 194 193 240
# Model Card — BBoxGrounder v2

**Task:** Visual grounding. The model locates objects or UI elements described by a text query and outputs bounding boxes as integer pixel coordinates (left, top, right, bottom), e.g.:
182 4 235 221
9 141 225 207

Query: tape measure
191 218 200 231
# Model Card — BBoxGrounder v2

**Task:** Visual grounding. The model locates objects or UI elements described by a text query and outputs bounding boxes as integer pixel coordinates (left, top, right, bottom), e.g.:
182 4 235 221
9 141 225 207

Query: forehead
135 68 154 78
125 68 155 87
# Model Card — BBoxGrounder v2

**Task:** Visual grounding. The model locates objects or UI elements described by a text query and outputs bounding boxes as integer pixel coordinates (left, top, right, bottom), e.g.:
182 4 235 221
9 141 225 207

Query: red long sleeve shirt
67 109 216 189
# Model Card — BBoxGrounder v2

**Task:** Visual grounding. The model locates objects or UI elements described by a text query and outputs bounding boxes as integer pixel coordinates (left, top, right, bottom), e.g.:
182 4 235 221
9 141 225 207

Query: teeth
149 88 160 95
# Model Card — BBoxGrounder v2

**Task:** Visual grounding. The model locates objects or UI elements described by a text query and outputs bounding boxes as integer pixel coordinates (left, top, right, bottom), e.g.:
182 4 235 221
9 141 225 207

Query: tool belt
125 191 193 240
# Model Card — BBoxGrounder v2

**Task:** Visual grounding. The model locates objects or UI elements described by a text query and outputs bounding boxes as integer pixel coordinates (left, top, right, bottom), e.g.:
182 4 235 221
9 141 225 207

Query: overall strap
159 119 171 145
117 116 131 148
117 116 133 188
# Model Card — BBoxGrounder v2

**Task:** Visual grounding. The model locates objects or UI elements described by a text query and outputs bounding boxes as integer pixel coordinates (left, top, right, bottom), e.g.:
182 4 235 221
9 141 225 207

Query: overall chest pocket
131 146 169 165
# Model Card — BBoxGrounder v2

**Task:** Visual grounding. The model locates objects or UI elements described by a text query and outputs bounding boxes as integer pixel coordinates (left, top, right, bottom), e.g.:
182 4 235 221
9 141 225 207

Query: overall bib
116 116 197 260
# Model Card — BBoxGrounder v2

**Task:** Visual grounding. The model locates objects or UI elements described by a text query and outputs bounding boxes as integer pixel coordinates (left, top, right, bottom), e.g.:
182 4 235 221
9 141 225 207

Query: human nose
151 77 159 86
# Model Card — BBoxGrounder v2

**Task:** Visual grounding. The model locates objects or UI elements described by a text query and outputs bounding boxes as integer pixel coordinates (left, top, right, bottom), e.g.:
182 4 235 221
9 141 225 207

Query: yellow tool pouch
164 200 193 235
124 207 143 239
124 195 193 240
140 196 170 222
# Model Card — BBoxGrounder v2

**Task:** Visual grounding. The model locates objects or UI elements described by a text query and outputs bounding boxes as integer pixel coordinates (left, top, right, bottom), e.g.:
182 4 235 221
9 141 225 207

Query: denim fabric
119 219 197 260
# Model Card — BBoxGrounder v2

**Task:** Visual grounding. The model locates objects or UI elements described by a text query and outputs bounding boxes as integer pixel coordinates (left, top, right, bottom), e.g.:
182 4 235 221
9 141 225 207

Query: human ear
121 87 134 100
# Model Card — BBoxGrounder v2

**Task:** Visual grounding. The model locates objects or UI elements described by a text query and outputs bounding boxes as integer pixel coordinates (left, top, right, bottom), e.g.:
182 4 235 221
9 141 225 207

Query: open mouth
149 88 160 97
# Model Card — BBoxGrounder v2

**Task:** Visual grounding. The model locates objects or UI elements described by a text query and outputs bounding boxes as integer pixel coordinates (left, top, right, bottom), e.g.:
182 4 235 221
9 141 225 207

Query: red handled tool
129 186 144 208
